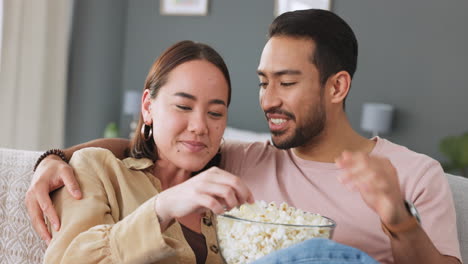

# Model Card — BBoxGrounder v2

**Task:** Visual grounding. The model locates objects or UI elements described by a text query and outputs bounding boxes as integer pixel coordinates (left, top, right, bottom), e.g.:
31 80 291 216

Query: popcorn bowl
214 203 336 264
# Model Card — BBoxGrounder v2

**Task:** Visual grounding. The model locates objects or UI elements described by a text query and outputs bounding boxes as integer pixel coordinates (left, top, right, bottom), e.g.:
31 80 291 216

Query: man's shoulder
222 140 282 159
376 138 443 185
221 140 289 172
375 138 439 167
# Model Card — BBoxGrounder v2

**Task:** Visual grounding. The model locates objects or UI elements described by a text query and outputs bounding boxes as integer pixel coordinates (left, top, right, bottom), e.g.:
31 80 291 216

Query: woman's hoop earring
141 124 153 141
218 137 225 153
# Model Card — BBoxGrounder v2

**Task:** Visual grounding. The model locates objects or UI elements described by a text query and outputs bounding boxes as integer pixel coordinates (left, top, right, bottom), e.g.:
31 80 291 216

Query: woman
43 40 254 264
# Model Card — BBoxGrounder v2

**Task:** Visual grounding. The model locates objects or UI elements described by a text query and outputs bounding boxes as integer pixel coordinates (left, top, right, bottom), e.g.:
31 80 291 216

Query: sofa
0 147 467 263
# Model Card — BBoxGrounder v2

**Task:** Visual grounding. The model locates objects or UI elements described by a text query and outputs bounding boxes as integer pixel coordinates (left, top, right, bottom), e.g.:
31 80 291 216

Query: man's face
257 36 326 149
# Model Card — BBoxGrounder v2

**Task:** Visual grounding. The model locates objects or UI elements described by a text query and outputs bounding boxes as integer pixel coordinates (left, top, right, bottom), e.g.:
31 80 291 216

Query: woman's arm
45 149 178 264
25 138 130 244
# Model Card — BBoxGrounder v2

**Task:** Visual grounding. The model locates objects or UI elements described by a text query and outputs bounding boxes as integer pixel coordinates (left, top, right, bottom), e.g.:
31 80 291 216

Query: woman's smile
179 140 208 152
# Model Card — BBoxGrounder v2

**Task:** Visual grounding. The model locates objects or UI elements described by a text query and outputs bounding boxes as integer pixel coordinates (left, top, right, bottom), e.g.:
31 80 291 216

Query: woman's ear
328 71 351 104
141 89 152 125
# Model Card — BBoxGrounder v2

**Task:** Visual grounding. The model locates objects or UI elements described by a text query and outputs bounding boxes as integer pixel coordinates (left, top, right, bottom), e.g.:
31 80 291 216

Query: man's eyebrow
174 92 226 106
256 69 302 77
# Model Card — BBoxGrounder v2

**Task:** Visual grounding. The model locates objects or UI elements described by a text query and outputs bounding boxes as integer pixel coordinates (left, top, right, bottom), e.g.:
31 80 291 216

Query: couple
26 9 461 264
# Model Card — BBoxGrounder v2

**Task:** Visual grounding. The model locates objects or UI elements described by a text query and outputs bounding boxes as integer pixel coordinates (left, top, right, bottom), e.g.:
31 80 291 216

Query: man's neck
293 114 376 163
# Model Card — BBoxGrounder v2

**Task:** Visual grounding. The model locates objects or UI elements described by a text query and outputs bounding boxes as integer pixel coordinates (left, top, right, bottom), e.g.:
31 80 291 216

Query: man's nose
259 84 282 111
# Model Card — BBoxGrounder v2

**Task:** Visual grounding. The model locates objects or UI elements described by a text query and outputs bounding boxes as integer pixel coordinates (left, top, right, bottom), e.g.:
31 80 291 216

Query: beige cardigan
44 148 224 264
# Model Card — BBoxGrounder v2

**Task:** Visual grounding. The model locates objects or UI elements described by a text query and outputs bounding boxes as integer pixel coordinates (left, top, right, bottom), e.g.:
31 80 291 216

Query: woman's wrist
154 194 173 230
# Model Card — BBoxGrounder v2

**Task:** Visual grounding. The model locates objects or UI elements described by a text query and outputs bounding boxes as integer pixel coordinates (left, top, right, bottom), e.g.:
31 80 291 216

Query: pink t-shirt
220 137 461 264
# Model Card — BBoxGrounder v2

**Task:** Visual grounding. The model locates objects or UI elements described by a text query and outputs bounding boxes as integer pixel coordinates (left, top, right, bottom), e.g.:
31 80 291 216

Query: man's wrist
33 149 68 172
381 200 421 237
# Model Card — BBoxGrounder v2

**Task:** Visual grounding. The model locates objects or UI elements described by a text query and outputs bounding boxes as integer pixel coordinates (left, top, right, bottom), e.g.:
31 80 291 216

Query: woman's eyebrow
174 92 196 100
174 92 226 106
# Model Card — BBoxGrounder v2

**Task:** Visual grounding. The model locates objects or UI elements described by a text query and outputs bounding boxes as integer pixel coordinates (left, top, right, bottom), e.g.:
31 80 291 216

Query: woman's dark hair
128 40 231 162
269 9 358 106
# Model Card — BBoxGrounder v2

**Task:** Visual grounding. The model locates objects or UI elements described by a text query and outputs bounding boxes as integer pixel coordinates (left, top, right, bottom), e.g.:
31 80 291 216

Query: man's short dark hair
269 9 358 88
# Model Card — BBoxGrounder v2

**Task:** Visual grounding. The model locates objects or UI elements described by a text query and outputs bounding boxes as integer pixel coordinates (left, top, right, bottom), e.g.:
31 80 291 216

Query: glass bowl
215 213 336 264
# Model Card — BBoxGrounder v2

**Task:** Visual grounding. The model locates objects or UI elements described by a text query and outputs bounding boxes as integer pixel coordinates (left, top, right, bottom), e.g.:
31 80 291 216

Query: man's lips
266 110 295 132
268 117 289 131
180 141 207 152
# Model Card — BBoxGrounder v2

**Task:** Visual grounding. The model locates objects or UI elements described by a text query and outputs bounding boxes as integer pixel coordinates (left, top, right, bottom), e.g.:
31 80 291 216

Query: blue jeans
250 238 379 264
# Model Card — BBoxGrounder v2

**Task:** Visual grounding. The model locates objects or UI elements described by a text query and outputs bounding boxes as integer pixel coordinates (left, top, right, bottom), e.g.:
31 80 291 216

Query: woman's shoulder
71 147 120 165
69 147 129 179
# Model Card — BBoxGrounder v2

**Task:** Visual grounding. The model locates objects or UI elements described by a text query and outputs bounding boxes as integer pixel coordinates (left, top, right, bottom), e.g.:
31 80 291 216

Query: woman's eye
281 82 297 87
176 105 191 111
258 82 268 88
209 111 223 118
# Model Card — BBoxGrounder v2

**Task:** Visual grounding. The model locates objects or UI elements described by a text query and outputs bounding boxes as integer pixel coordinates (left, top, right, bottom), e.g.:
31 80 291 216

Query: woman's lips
180 141 207 152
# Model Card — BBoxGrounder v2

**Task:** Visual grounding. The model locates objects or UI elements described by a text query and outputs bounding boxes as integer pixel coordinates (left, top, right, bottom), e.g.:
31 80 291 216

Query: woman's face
142 59 229 172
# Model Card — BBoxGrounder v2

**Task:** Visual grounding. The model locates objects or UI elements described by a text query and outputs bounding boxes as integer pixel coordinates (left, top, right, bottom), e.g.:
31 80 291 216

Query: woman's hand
155 167 254 226
25 155 82 245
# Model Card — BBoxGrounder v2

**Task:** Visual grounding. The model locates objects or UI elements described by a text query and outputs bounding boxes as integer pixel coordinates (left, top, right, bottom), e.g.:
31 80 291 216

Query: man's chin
271 134 295 149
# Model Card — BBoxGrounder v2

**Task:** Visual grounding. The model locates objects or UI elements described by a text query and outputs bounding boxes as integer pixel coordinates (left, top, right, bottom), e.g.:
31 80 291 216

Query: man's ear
141 89 152 125
328 71 351 104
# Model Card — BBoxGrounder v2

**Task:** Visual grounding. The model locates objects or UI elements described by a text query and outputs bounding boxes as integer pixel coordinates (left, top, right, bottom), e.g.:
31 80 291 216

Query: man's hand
335 151 408 226
25 155 82 245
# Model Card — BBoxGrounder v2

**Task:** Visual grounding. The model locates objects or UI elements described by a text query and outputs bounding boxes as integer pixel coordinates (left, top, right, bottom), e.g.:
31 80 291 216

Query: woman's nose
188 112 208 135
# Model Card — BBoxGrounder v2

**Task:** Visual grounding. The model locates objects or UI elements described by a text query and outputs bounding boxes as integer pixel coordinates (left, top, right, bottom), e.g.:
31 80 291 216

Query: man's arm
25 138 131 244
389 224 460 263
335 151 461 264
61 138 130 160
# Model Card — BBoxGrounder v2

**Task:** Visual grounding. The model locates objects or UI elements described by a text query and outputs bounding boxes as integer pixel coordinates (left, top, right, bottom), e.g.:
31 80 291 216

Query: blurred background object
275 0 332 16
439 132 468 178
103 122 119 138
160 0 209 16
360 103 394 137
122 90 141 139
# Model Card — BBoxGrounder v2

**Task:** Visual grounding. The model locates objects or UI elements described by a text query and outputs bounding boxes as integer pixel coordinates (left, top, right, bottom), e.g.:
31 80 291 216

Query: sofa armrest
447 173 468 263
0 148 45 263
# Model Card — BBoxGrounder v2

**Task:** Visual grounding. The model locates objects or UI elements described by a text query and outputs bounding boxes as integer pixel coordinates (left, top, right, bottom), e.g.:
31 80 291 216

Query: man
26 9 461 263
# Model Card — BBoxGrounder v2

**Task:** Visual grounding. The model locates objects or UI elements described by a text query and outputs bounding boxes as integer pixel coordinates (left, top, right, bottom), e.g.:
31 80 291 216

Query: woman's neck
153 160 192 190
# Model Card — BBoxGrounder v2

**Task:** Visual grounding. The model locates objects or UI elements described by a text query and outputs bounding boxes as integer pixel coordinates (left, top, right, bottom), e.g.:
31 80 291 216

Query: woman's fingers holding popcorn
156 168 254 220
195 194 226 215
199 182 240 211
200 167 255 205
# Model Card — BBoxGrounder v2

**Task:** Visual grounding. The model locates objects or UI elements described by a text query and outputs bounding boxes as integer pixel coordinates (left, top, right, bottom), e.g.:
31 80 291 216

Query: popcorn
216 201 335 264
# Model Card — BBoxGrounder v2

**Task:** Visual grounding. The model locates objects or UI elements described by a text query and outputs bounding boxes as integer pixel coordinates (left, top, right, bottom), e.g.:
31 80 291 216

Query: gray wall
337 1 468 161
65 0 127 146
118 0 272 138
66 0 468 162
